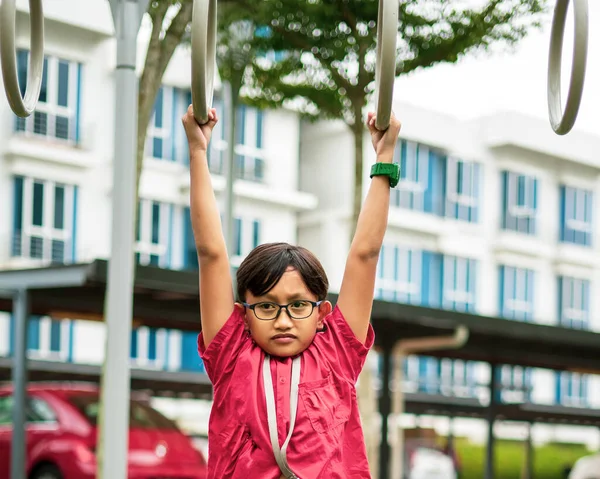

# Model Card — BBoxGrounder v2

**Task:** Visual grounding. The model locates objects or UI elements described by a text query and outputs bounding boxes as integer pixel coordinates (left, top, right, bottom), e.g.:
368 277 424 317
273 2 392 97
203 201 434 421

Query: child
182 104 401 478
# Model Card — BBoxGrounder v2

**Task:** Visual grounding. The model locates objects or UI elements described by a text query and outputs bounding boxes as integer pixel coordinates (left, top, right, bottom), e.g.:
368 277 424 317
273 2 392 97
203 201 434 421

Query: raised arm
182 106 234 348
337 112 401 343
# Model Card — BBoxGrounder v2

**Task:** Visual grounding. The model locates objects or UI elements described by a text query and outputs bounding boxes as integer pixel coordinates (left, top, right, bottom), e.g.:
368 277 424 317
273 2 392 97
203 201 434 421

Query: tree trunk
350 119 364 243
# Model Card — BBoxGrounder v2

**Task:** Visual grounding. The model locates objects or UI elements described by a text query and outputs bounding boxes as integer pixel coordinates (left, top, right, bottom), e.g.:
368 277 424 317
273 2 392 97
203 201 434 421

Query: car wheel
30 464 63 479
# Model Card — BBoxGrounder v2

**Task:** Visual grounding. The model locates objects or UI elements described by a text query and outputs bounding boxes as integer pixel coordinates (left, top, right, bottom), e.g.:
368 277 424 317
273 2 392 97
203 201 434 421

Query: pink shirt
198 305 375 478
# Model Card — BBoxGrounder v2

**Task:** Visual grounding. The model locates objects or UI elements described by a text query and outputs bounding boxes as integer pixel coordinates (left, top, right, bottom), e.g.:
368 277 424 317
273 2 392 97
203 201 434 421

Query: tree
243 0 547 236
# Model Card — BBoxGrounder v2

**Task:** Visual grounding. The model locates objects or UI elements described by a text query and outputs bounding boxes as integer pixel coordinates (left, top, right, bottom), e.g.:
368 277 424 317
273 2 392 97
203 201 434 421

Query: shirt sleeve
197 307 247 388
314 305 375 383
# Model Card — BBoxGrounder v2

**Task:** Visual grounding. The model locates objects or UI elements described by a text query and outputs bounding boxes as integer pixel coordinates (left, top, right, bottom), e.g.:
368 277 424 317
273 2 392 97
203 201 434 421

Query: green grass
451 438 591 479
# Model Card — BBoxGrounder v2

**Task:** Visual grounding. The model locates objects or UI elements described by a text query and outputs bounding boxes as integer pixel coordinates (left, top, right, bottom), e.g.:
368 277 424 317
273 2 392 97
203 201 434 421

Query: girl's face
239 267 332 357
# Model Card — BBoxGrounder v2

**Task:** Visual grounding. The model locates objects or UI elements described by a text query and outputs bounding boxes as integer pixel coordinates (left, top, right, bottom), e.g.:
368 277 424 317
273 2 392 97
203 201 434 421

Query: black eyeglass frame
242 300 323 321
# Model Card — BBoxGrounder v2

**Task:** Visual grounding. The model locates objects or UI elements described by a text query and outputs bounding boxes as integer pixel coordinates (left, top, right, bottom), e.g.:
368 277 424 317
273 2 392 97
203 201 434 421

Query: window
27 397 57 423
392 140 429 211
15 50 81 143
130 327 169 370
25 316 72 361
183 207 198 270
12 176 78 264
376 245 422 304
560 186 593 246
185 97 265 182
231 217 262 267
235 105 265 182
391 140 446 216
180 331 206 372
501 171 538 235
68 393 178 429
182 211 261 271
499 266 535 321
136 200 172 268
204 93 226 174
442 256 477 313
497 365 532 404
439 359 477 397
404 356 440 394
0 396 12 425
147 86 175 161
555 372 588 407
558 276 590 329
446 159 480 223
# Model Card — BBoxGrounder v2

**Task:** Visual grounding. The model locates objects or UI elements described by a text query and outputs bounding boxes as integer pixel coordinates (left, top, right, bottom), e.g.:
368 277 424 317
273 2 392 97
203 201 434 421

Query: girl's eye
258 303 275 310
292 301 309 308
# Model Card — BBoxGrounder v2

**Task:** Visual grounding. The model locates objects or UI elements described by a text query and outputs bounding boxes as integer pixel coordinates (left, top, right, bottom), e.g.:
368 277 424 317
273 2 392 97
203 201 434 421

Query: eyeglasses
243 300 322 321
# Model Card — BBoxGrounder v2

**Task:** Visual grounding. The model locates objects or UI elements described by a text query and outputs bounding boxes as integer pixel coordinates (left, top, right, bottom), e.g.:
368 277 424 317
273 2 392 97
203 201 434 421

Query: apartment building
299 102 600 446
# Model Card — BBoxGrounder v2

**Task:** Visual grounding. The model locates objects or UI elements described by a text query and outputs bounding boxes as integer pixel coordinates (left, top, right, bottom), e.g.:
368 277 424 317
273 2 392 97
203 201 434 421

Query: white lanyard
262 355 301 479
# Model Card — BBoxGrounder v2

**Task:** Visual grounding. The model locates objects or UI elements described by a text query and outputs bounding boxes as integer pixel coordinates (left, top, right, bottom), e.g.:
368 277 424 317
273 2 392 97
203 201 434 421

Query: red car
0 382 207 479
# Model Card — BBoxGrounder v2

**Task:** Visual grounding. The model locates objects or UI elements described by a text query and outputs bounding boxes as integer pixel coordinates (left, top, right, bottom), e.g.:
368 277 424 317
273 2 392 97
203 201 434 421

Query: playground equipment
374 0 398 130
547 0 589 135
191 0 217 125
0 1 593 133
0 0 44 117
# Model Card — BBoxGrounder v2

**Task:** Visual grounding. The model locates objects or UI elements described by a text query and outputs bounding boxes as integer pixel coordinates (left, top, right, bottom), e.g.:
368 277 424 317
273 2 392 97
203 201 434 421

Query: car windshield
68 393 179 430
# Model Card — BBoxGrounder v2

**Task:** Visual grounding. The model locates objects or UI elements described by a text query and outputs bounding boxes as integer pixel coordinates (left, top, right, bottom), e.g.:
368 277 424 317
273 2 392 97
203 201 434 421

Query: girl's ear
316 300 332 329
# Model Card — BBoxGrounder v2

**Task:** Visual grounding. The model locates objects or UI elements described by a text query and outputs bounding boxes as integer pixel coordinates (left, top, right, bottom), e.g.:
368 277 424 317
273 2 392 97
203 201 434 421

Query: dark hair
236 243 329 302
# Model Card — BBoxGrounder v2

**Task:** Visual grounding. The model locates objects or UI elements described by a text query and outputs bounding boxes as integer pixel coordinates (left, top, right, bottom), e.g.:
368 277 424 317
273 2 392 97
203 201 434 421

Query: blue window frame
376 245 422 304
558 276 590 329
501 171 538 235
15 50 82 143
560 186 593 246
182 212 261 270
392 141 444 215
498 266 535 321
555 372 588 407
147 86 175 160
404 356 441 394
12 176 78 264
180 331 205 372
439 359 478 398
235 105 265 182
496 365 532 404
15 316 73 362
136 200 172 268
130 327 169 370
442 256 477 313
446 158 480 223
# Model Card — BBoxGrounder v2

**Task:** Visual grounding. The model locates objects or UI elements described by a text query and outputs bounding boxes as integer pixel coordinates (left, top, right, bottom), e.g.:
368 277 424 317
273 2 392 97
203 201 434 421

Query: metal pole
378 345 392 479
485 363 498 479
98 2 146 478
390 352 405 479
10 288 29 479
222 80 237 281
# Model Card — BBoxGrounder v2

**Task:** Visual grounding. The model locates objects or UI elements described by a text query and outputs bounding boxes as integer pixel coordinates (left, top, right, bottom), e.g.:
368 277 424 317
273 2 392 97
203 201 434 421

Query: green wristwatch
370 162 400 188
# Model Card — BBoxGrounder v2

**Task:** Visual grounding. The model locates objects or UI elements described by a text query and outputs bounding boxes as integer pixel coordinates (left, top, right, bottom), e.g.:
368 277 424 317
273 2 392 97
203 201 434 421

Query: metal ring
191 0 217 125
0 0 44 118
547 0 589 135
374 0 398 131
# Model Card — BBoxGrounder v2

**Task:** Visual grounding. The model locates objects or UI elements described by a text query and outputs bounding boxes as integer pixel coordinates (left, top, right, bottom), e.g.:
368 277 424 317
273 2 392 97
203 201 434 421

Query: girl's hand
367 111 401 161
182 105 218 153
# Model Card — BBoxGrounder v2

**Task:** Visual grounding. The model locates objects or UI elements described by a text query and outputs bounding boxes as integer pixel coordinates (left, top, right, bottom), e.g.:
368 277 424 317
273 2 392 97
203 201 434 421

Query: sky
393 1 600 136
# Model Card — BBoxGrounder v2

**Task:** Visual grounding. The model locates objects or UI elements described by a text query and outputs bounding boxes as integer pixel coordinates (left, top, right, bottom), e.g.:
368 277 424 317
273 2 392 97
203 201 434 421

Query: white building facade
299 101 600 447
0 1 315 390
